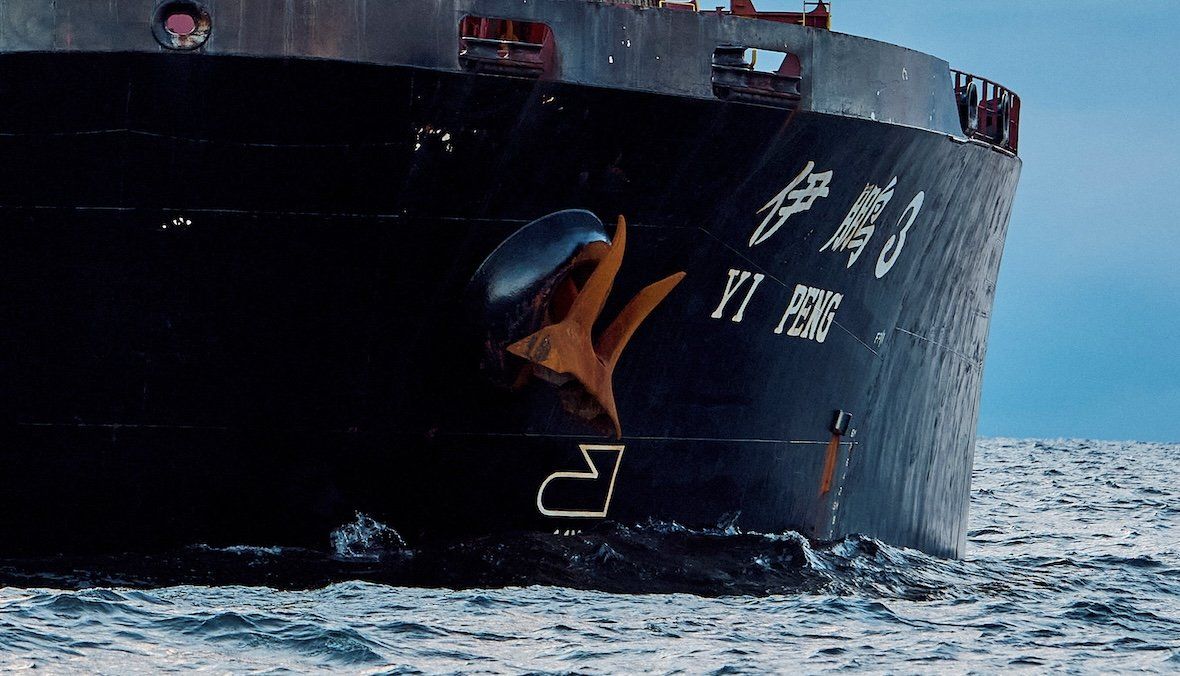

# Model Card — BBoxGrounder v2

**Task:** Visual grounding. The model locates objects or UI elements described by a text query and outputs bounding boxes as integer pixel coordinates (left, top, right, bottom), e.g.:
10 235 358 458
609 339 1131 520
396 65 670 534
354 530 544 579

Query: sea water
0 438 1175 673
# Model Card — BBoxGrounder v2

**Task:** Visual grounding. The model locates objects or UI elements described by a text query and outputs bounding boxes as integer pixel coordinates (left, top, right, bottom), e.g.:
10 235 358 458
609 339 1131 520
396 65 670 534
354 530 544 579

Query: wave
0 515 975 598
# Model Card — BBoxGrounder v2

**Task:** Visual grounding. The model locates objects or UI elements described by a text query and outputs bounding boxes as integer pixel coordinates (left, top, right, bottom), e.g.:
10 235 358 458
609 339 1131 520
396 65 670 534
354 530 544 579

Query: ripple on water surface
0 438 1176 672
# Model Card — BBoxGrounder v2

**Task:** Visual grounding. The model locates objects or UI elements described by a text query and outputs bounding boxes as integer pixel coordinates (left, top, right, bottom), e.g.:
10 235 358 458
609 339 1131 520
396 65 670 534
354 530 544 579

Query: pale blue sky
758 1 1180 441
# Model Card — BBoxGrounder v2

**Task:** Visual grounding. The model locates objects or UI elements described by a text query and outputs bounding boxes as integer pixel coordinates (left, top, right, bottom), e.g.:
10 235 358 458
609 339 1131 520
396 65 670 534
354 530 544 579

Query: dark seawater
0 438 1176 672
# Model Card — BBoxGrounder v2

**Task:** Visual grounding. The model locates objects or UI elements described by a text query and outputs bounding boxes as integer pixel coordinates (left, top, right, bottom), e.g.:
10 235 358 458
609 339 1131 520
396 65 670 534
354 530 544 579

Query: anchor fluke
508 216 685 437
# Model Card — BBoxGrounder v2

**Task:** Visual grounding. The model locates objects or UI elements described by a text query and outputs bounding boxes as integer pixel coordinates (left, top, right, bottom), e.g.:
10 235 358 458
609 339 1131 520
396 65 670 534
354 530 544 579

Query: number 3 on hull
536 444 626 518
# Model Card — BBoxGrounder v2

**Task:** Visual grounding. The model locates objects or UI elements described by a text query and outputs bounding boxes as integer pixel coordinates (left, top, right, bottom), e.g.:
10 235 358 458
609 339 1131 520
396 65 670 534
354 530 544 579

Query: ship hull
0 52 1019 558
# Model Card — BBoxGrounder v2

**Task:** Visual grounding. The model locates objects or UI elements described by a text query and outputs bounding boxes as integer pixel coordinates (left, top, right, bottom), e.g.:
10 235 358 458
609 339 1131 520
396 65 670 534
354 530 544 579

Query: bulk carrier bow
0 0 1020 558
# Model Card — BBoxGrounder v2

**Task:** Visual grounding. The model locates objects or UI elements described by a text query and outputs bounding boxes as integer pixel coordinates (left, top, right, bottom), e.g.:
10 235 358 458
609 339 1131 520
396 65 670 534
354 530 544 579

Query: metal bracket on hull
820 409 852 495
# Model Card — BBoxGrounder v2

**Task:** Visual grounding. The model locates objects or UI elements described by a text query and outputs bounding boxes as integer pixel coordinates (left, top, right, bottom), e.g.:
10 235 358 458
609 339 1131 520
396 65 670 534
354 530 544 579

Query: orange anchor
507 216 685 438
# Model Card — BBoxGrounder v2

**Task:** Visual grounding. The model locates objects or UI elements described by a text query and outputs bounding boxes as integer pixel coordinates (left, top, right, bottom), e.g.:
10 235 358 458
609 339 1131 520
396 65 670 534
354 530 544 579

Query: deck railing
952 69 1020 153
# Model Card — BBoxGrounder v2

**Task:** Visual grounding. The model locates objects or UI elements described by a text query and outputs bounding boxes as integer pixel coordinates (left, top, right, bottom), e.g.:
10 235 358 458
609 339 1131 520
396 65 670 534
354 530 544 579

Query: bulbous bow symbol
507 216 686 437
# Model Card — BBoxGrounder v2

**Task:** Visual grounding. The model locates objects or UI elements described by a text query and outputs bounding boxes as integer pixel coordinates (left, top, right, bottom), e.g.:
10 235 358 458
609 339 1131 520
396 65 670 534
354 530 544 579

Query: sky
755 0 1180 441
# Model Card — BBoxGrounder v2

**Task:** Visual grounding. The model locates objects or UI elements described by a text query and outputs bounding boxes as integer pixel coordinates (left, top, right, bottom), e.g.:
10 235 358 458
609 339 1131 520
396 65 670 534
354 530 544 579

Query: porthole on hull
153 1 212 51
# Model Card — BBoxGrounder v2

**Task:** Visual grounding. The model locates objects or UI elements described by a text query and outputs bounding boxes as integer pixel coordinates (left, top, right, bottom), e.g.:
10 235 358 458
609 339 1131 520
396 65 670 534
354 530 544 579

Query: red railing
726 0 831 29
952 69 1020 153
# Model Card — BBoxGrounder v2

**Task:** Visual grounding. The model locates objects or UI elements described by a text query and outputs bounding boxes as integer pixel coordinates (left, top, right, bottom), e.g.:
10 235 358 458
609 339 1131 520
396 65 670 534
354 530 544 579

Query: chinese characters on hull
714 160 928 344
820 177 898 268
749 161 833 247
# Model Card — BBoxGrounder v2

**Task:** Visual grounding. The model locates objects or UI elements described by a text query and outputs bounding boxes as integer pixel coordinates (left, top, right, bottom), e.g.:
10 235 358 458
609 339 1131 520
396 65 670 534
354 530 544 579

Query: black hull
0 52 1019 558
